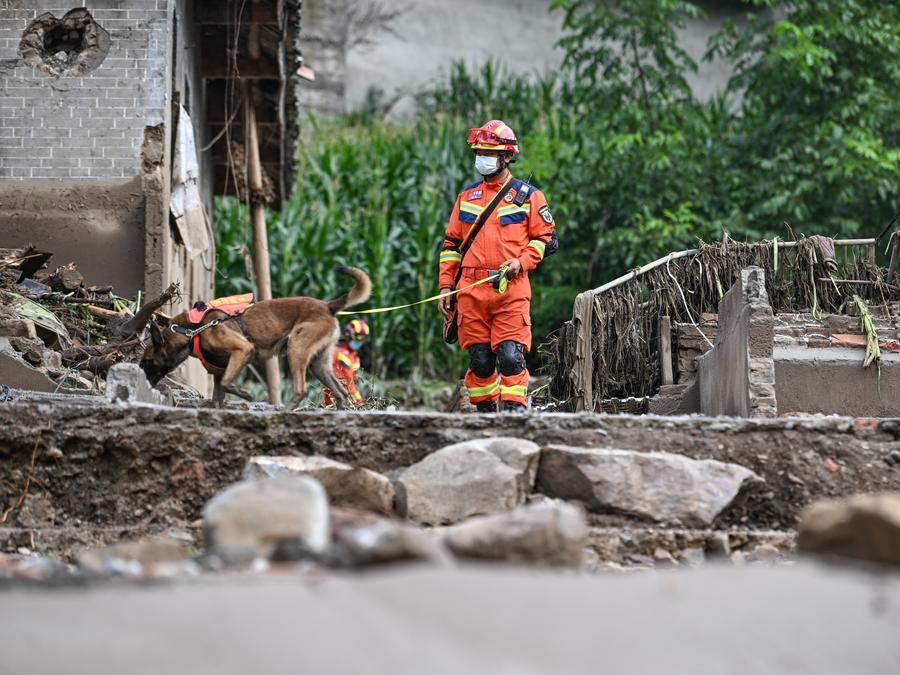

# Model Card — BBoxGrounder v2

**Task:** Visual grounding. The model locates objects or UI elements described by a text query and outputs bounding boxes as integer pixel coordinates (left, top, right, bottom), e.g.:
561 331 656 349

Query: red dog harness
182 292 255 373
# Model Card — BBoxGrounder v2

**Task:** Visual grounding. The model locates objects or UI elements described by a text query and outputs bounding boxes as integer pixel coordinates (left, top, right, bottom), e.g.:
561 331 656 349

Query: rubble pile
0 245 180 396
2 400 900 583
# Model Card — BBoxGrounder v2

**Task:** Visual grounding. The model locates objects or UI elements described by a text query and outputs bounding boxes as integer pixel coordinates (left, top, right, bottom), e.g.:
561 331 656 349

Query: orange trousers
458 270 531 407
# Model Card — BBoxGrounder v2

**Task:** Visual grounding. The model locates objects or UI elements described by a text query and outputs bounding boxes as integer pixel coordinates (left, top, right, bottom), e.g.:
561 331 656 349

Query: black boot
476 401 497 413
501 401 527 414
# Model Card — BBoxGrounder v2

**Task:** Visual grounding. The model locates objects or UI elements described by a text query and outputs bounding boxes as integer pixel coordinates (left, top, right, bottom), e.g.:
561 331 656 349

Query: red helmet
345 318 370 342
467 120 519 155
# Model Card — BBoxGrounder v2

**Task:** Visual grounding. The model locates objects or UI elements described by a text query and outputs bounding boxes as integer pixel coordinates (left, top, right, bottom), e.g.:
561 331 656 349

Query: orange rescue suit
439 176 555 406
323 342 363 407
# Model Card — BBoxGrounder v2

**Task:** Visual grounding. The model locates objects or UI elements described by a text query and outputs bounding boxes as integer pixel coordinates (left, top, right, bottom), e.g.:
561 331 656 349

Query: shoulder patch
538 204 554 224
469 190 482 200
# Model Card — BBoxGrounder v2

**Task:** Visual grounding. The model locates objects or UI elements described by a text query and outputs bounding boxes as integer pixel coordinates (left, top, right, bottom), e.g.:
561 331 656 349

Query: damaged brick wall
0 1 168 180
697 266 776 418
0 0 213 394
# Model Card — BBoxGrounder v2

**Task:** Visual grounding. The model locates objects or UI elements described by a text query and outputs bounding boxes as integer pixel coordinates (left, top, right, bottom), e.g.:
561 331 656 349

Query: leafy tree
710 0 900 237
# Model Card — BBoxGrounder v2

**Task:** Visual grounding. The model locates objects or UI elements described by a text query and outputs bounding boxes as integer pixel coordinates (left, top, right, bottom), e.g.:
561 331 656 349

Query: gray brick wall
0 0 169 180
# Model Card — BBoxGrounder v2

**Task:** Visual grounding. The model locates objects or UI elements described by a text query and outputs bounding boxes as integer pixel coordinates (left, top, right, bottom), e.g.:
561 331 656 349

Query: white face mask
475 154 500 176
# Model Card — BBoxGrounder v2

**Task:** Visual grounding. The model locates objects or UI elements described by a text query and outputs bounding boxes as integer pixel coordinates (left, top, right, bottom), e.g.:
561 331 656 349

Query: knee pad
496 340 526 376
468 343 496 378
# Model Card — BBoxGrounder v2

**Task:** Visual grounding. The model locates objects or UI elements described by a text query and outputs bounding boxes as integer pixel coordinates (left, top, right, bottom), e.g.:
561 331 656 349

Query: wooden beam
196 3 280 25
212 164 282 203
659 315 674 386
205 87 279 124
245 87 282 406
201 58 280 80
199 27 281 79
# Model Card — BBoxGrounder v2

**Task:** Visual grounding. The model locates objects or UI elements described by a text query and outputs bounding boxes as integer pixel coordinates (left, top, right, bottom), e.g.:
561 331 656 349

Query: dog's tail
327 266 372 314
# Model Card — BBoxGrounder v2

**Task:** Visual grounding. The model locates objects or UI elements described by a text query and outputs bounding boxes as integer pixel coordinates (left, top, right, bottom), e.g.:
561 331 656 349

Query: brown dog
140 267 372 409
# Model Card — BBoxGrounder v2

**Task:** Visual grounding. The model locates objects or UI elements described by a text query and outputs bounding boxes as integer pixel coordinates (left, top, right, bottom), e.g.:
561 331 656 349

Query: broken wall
0 0 213 393
0 0 169 295
697 266 776 418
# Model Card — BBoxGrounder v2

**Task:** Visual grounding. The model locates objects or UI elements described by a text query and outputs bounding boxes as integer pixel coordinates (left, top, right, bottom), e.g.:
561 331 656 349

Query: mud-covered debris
4 292 72 349
0 246 53 284
42 262 83 294
0 246 182 392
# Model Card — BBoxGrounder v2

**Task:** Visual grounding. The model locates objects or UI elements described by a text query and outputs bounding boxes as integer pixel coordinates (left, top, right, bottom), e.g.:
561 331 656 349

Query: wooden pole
244 86 282 406
659 315 674 386
888 234 899 284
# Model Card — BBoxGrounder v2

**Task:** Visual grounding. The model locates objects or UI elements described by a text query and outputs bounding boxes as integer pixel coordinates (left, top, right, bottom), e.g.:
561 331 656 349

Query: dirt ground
1 396 899 559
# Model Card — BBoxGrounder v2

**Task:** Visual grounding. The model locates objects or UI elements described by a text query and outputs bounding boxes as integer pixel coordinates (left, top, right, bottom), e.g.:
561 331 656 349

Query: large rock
798 493 900 566
244 456 395 515
442 500 588 567
394 437 540 525
203 475 330 562
538 445 761 527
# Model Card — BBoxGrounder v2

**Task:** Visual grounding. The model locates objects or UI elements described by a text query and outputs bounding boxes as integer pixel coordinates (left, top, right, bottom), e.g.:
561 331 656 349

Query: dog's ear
149 321 163 346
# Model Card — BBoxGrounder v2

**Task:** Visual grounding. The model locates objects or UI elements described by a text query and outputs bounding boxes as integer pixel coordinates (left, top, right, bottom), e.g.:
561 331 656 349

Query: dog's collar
169 323 198 338
170 314 233 339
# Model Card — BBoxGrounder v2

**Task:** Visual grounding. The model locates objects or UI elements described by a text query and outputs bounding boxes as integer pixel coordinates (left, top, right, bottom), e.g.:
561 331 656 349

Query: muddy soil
1 401 899 558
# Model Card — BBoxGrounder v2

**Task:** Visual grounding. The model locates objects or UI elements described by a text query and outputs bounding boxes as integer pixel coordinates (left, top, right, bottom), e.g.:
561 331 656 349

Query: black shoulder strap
450 178 516 294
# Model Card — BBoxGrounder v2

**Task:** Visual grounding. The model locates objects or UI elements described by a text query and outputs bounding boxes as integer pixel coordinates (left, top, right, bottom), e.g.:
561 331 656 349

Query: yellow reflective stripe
497 203 531 217
337 353 353 368
440 251 462 263
528 239 546 259
467 382 499 397
351 391 363 401
500 385 527 398
459 201 484 216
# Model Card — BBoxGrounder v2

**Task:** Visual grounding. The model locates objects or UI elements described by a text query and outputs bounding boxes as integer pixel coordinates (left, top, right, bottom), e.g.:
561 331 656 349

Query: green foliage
709 0 900 236
215 0 899 384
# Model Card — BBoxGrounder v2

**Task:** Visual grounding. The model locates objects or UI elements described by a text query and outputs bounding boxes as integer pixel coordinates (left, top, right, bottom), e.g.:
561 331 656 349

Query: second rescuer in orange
438 120 557 413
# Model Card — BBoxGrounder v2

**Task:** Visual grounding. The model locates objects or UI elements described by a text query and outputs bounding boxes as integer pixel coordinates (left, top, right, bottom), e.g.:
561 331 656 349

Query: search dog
140 267 372 409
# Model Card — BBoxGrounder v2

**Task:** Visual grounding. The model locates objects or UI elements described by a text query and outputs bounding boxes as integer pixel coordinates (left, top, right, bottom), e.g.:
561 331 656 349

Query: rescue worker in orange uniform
438 120 556 413
323 318 369 408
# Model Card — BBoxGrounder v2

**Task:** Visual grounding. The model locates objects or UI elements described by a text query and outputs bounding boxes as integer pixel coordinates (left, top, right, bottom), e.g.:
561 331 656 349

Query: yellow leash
337 272 501 316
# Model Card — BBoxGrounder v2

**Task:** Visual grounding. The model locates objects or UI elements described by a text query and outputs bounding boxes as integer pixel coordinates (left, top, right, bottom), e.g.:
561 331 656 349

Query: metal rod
818 278 900 293
589 238 878 297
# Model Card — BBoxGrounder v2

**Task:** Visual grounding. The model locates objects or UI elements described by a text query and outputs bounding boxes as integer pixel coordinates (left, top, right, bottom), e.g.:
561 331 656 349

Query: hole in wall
19 8 110 78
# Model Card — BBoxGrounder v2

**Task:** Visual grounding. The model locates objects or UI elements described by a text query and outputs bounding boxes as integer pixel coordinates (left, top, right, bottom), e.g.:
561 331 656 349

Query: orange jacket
324 342 363 406
439 176 555 289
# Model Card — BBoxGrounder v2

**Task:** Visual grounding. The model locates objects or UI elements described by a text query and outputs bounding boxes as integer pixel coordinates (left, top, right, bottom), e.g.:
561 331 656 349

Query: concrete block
0 318 37 339
106 362 168 405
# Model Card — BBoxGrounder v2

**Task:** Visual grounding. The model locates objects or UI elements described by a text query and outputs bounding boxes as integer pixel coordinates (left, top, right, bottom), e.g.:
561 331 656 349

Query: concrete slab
1 563 898 674
775 346 900 416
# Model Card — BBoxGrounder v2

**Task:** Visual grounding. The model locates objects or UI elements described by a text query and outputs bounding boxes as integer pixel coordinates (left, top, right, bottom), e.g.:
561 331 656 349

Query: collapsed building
552 236 900 417
0 0 302 392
